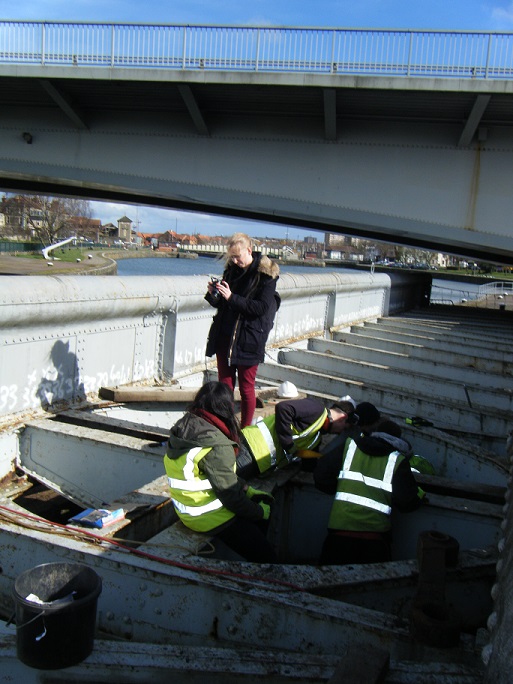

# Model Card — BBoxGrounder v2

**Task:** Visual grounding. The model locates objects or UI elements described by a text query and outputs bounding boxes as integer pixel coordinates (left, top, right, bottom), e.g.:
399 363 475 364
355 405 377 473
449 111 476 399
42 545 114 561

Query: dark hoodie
166 412 264 528
205 252 280 366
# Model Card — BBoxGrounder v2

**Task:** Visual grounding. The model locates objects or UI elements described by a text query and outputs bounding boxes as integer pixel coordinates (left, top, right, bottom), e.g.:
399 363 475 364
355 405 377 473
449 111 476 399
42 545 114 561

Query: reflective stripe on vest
291 409 327 451
338 439 398 500
256 418 278 467
242 408 328 474
167 447 213 492
164 445 235 531
328 439 403 532
172 497 223 517
242 417 282 474
334 491 391 515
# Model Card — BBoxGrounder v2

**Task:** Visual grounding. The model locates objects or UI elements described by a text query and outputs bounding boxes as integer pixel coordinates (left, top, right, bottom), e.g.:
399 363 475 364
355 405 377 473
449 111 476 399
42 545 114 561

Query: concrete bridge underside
0 66 512 263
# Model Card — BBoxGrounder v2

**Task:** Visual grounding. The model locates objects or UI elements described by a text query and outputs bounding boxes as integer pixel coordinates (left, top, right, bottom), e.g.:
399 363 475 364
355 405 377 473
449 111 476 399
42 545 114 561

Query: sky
3 0 513 32
2 0 513 239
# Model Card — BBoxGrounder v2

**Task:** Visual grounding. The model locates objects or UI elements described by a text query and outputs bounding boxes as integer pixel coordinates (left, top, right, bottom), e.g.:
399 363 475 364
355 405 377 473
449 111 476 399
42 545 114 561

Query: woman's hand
216 280 232 300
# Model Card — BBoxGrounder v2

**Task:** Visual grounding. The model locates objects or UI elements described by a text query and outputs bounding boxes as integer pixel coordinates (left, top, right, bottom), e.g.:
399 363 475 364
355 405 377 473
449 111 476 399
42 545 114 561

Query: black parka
205 251 280 366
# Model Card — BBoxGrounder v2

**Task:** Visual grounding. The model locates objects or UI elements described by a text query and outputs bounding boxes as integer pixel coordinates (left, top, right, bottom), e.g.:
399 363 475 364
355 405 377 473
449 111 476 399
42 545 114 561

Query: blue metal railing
0 21 512 79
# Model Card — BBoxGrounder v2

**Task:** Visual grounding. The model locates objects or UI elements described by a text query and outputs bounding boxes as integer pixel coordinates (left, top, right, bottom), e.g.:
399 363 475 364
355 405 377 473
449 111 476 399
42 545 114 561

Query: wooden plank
99 386 268 406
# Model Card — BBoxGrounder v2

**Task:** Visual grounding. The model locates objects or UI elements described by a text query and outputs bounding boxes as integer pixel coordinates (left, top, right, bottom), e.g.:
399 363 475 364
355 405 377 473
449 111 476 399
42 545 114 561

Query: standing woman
164 381 277 563
205 233 280 427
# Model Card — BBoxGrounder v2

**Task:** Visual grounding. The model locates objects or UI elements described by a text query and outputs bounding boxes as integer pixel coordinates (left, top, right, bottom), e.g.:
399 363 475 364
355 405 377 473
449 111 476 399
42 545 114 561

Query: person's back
239 394 352 477
319 418 424 565
164 381 277 563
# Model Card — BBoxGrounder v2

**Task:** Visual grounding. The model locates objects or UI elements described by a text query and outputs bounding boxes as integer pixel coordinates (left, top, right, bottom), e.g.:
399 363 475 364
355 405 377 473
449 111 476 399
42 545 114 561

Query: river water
116 255 328 278
116 256 484 302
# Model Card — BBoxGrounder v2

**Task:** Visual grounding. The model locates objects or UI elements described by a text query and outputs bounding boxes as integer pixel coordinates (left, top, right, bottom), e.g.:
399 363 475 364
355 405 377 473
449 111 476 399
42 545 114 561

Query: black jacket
274 397 327 455
205 252 280 366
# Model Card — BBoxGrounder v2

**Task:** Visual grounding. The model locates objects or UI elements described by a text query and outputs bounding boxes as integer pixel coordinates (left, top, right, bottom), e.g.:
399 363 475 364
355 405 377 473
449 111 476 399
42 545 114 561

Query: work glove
409 455 436 476
417 486 427 501
258 501 271 520
295 449 322 459
246 486 274 503
405 416 434 428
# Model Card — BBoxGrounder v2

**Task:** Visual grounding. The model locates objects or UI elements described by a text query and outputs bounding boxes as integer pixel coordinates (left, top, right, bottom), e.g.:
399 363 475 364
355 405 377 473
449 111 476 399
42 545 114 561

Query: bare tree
67 200 98 242
24 195 93 245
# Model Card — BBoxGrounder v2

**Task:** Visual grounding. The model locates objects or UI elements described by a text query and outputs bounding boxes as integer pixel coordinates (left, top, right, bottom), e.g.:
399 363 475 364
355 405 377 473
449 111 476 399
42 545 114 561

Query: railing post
255 28 260 71
330 29 336 73
182 26 187 69
407 30 413 76
41 23 46 66
485 32 492 79
110 25 115 67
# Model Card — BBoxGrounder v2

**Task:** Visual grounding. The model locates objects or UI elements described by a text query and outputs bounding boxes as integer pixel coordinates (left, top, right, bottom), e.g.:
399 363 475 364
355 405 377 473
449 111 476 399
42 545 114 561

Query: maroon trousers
216 347 258 428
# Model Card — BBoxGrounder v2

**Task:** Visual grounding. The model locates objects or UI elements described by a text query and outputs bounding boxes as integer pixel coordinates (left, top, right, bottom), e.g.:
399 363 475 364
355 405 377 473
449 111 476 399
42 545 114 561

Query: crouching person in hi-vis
237 381 354 478
315 418 425 565
164 381 277 563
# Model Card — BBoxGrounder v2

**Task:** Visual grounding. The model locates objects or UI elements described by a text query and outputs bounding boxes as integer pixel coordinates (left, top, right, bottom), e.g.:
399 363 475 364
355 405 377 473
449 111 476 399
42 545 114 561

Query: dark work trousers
215 517 278 563
320 530 391 566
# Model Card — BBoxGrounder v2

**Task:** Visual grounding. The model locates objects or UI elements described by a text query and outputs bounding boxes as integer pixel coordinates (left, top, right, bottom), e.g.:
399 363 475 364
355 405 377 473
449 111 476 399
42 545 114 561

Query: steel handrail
0 21 512 80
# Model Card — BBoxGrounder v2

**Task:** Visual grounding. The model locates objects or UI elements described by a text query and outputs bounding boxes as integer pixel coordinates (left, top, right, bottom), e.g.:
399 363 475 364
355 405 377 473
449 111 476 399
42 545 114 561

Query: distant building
117 216 133 243
102 223 118 238
324 232 353 249
68 216 102 242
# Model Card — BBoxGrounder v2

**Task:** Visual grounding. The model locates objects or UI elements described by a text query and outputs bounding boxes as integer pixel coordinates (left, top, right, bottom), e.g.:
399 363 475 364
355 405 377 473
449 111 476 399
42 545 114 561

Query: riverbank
0 252 115 275
0 248 201 275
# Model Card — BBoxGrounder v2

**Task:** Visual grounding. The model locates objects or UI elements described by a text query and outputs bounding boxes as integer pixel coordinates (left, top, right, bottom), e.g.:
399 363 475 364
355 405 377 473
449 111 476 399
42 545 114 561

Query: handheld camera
209 276 221 301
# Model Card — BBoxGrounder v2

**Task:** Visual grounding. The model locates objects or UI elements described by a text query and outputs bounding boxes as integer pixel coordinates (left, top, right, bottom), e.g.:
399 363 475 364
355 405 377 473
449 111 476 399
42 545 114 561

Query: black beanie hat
356 402 381 426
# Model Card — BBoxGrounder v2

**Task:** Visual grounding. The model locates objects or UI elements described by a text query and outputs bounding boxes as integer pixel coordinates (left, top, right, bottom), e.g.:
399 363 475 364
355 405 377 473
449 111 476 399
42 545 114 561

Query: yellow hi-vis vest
242 409 328 474
164 446 235 532
328 438 405 534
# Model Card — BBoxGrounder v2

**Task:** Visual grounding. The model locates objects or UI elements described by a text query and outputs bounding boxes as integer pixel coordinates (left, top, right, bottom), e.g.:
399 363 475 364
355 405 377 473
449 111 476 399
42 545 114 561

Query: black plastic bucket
12 562 102 670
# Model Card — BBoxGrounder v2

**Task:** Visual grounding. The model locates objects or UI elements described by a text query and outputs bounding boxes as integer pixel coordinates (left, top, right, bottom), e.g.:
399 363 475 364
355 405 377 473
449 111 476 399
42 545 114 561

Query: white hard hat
277 381 298 398
339 395 357 410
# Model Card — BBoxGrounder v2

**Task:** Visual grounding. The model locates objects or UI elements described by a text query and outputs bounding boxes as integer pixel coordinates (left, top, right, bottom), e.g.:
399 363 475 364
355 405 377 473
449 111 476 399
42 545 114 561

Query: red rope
0 503 304 592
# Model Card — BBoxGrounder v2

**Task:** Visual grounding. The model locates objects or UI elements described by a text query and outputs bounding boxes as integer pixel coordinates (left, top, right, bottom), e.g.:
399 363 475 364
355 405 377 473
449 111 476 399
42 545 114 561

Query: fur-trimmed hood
257 254 280 279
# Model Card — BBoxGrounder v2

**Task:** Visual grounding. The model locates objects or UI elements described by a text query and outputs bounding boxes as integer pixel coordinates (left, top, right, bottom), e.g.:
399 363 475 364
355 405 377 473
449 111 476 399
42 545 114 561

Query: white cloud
1 0 505 30
491 2 513 25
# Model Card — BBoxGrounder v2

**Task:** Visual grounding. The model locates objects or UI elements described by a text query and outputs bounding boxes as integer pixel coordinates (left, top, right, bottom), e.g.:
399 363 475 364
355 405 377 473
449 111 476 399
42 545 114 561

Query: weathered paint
0 271 426 424
0 279 512 682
